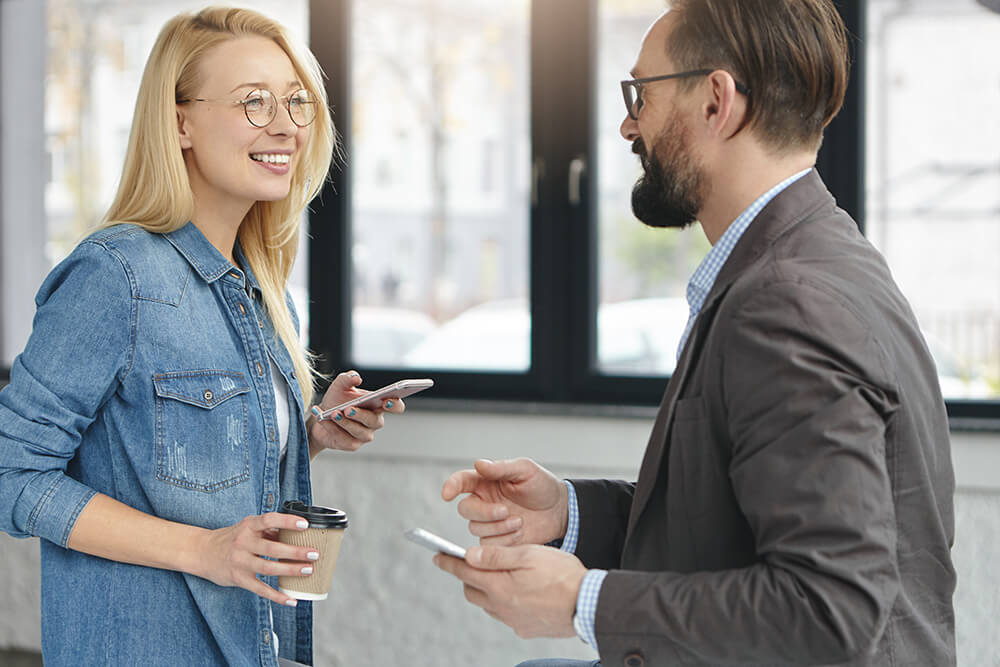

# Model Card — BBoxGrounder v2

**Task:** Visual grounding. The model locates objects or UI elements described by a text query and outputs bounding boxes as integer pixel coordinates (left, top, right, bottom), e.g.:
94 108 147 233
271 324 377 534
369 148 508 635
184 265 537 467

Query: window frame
306 0 1000 427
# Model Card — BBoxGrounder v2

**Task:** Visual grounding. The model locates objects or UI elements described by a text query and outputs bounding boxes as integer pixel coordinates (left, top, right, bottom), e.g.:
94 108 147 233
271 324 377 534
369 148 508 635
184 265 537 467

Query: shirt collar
686 168 812 313
163 221 261 297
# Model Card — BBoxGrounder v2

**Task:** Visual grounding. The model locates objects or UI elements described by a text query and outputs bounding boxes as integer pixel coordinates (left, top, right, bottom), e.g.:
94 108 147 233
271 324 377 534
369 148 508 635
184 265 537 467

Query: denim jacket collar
163 221 265 301
163 221 235 283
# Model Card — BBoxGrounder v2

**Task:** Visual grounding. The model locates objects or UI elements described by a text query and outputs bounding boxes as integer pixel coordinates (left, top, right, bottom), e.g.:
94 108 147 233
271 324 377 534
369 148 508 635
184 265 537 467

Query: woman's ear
177 108 193 150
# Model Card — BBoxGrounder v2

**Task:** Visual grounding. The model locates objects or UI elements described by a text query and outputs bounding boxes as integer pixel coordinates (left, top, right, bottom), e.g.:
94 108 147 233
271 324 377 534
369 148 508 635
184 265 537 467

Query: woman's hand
196 512 317 607
308 371 406 455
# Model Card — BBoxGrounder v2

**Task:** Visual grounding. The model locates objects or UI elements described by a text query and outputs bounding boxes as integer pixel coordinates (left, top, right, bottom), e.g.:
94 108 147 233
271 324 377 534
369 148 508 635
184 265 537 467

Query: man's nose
620 113 639 141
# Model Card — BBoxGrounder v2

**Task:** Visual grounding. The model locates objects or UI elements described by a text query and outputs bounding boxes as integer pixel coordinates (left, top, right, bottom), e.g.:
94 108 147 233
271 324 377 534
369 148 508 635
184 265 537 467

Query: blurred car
925 335 995 400
596 297 689 375
351 306 437 367
402 300 530 371
401 297 690 374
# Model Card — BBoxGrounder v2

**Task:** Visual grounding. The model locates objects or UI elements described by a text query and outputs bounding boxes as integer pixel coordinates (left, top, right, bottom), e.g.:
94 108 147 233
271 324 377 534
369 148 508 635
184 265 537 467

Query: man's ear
702 70 746 140
177 108 193 150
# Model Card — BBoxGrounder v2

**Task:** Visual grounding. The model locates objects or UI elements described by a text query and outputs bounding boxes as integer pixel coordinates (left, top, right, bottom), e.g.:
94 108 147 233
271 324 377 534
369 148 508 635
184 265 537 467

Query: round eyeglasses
177 88 318 128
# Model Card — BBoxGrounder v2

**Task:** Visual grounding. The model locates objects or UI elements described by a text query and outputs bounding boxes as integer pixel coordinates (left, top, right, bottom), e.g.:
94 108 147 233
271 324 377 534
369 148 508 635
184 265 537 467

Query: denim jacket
0 222 314 666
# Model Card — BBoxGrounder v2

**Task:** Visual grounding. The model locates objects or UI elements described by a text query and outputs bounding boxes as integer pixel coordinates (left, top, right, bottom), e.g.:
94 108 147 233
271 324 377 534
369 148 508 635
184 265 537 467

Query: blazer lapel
625 302 711 538
623 169 835 540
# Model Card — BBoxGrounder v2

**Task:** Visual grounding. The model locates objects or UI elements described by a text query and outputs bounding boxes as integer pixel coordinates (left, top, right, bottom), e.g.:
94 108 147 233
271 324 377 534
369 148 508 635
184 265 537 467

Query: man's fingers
463 583 489 610
457 495 510 522
466 545 530 571
467 515 522 538
473 458 526 481
442 469 482 501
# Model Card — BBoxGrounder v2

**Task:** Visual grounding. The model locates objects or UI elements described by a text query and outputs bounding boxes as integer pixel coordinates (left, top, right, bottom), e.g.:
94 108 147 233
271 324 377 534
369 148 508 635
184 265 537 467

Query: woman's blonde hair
103 6 335 408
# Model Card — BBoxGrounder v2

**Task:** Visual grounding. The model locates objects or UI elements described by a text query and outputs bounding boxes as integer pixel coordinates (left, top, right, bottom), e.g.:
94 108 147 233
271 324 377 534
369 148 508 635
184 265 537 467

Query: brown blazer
572 171 956 666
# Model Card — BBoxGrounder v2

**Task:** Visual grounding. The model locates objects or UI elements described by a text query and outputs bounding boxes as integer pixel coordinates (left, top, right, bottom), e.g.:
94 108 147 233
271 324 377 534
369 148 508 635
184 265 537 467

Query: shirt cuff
561 479 580 554
573 568 607 650
13 471 97 546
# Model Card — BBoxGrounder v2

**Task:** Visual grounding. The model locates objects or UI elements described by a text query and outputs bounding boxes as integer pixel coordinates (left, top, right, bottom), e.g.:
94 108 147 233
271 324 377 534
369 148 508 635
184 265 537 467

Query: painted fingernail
285 598 298 607
296 520 308 529
307 552 320 561
300 566 313 575
348 408 356 417
348 371 359 377
385 400 394 409
334 413 343 422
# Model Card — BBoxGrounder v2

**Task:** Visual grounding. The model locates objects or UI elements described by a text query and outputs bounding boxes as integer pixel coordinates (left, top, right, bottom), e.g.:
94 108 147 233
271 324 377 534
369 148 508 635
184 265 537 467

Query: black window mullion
530 0 594 403
816 0 865 226
308 0 351 389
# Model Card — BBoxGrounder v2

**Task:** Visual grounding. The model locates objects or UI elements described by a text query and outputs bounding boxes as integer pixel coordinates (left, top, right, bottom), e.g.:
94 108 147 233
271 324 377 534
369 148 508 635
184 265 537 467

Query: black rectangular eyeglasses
621 69 750 120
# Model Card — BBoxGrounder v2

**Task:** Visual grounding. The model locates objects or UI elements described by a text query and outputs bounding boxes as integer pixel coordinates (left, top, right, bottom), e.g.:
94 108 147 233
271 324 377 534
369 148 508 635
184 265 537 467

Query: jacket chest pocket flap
153 370 252 492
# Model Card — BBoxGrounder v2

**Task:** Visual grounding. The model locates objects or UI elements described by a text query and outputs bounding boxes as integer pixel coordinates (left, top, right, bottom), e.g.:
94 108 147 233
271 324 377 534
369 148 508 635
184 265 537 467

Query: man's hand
442 458 568 546
433 544 586 638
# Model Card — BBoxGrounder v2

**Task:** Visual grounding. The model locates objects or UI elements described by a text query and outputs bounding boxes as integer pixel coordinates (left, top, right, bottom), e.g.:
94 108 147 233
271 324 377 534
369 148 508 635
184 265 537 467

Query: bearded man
434 1 957 665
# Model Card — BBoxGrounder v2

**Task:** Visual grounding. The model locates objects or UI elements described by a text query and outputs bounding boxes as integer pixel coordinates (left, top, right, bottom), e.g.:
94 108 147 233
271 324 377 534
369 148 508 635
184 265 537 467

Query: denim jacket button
238 303 246 315
256 362 264 377
267 493 275 507
203 389 213 402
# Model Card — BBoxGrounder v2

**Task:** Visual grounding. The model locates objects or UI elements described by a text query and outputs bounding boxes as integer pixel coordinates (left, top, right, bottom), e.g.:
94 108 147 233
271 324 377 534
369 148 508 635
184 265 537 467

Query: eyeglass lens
243 89 317 128
625 83 643 119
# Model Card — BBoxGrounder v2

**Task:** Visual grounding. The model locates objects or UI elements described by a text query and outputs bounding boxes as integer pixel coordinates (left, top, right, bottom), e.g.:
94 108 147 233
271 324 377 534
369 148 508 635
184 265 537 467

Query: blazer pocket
672 395 726 520
153 370 252 492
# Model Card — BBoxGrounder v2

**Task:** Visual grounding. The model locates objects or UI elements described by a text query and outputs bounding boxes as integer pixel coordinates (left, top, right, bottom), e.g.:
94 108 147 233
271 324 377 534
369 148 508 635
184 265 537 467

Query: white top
268 357 290 459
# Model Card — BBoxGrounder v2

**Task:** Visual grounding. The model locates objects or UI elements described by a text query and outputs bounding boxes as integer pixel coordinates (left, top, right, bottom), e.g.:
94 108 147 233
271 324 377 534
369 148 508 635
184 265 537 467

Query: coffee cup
277 501 348 600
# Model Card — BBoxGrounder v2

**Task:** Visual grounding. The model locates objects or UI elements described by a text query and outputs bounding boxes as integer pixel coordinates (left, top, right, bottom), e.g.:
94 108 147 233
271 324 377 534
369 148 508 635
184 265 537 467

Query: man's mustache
632 138 650 169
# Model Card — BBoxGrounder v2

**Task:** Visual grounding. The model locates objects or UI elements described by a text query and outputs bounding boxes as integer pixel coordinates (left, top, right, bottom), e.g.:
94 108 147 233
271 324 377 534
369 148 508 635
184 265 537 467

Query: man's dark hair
667 0 850 152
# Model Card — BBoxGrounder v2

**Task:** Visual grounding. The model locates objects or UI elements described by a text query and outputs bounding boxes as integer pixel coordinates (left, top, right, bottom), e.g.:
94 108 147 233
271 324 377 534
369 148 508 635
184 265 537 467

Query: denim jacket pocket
153 370 252 492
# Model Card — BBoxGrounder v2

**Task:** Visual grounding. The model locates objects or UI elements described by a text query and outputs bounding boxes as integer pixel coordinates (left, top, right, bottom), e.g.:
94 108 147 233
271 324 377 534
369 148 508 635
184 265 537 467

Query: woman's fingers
242 571 299 607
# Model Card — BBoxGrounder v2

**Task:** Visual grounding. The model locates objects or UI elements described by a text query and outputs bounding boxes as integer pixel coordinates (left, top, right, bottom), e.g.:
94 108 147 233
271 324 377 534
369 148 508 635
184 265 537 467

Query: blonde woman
0 7 401 665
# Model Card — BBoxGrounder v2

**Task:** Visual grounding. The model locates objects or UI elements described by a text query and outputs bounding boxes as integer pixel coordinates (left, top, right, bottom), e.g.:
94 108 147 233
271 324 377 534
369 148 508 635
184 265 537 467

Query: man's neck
698 145 816 245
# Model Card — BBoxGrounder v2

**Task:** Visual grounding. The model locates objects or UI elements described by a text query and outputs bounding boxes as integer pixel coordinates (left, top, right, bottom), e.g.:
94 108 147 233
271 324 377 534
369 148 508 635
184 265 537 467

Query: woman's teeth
250 153 290 164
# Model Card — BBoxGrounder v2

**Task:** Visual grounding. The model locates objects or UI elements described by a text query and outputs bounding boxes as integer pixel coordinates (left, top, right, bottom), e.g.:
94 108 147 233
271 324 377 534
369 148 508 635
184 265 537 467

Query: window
308 0 1000 424
595 0 709 377
866 0 1000 408
344 0 530 372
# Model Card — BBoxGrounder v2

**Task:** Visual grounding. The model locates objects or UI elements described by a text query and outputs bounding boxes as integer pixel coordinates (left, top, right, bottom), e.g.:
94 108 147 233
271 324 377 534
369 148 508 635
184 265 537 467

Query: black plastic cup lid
281 500 348 528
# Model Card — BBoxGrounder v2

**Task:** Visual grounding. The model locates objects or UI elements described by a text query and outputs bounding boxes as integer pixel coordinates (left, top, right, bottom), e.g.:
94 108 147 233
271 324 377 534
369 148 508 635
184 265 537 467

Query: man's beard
630 117 705 229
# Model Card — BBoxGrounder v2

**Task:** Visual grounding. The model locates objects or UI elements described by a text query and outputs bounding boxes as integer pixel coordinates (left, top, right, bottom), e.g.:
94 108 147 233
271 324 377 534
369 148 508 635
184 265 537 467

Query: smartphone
404 527 467 559
311 378 434 421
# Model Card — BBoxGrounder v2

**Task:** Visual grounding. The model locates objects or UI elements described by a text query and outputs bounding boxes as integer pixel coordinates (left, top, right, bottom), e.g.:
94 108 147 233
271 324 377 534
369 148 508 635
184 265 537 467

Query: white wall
1 407 999 665
0 0 47 367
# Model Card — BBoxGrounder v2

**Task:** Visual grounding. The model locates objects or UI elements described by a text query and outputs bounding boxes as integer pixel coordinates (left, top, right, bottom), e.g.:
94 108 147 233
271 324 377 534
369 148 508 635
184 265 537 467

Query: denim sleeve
0 240 135 544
